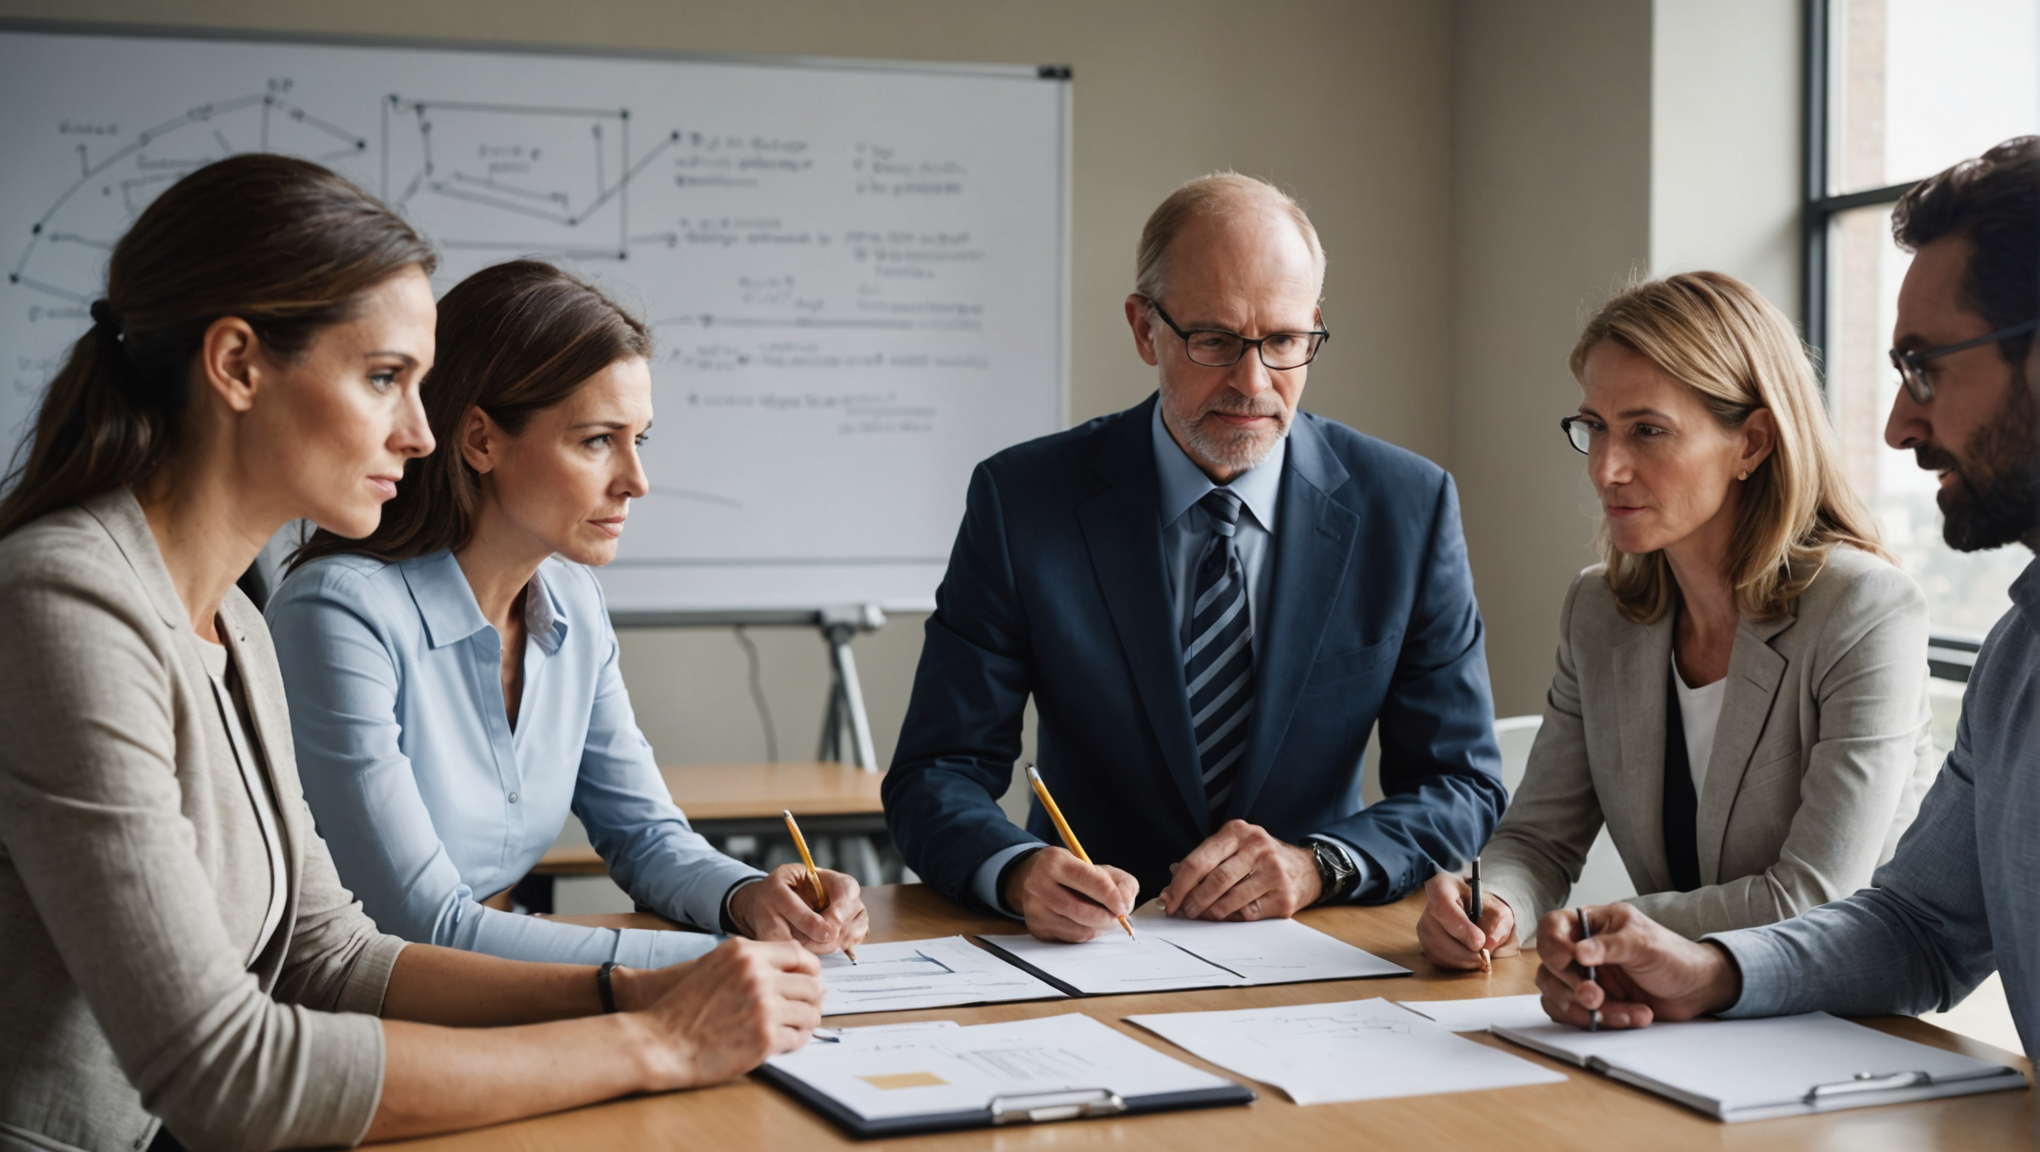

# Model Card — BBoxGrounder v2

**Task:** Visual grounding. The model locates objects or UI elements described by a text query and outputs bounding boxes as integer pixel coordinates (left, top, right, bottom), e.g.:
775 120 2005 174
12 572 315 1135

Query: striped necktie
1185 488 1253 813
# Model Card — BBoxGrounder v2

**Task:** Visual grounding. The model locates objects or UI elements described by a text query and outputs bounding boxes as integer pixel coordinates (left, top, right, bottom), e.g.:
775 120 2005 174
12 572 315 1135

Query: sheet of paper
767 1012 1239 1121
979 910 1409 995
1136 909 1412 983
820 937 1064 1016
1396 993 1551 1033
977 931 1239 994
1129 997 1566 1105
1496 1012 2024 1121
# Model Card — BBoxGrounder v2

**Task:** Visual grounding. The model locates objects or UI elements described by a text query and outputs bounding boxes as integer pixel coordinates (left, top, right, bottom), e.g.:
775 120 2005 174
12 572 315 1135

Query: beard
1162 387 1292 475
1920 368 2040 552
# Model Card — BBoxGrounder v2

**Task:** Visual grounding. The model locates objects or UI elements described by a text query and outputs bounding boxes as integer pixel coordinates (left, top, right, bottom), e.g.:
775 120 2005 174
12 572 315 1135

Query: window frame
1800 0 1969 681
1800 0 1920 372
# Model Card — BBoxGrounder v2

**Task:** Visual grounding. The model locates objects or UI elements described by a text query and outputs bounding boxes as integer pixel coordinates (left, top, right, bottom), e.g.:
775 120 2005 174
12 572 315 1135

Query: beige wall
1448 0 1655 718
0 0 1456 770
1448 1 1804 718
0 0 1806 762
1651 0 1804 311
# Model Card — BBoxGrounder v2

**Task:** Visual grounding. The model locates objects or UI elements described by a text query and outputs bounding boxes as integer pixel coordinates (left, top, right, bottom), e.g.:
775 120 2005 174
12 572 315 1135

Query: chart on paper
0 27 1069 611
820 936 1061 1016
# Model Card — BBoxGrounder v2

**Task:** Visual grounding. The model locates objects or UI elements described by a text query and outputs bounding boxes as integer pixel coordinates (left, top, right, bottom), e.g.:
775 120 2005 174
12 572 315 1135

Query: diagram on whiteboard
383 95 688 262
0 29 1068 611
7 81 369 391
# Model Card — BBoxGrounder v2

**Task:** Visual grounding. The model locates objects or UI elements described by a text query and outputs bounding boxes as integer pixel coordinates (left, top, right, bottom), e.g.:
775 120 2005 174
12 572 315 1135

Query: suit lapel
1611 615 1674 893
217 599 302 890
1694 614 1791 884
1076 397 1210 834
1225 416 1358 821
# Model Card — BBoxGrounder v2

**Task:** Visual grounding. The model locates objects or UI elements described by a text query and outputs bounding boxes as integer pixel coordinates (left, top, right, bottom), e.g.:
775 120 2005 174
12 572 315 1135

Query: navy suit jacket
883 395 1506 911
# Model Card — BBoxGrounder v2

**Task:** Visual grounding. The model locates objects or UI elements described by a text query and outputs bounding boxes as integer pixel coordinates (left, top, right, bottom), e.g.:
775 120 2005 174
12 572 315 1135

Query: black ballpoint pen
1576 906 1600 1031
1466 858 1489 972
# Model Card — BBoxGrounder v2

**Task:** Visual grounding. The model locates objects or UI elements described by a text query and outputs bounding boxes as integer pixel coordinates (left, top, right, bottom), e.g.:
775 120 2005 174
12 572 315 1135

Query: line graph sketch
381 96 681 262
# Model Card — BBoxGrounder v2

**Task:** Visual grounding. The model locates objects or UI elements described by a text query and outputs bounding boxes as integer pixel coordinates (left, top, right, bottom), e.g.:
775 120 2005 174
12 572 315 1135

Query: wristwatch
1310 840 1358 905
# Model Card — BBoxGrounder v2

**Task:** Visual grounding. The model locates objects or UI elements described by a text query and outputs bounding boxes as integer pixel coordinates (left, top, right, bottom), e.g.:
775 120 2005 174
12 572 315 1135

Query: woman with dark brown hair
267 259 868 971
0 156 822 1152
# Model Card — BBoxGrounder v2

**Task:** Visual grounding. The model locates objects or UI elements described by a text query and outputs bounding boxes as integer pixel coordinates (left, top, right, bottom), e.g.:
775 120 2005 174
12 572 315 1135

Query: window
1806 0 2040 660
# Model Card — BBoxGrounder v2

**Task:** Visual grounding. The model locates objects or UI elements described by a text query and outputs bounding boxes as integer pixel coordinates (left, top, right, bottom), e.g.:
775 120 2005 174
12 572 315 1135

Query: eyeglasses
1145 300 1329 370
1559 415 1595 454
1890 319 2039 404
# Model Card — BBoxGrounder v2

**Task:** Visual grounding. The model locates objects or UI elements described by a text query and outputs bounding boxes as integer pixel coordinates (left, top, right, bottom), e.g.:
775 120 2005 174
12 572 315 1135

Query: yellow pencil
1025 766 1135 940
782 809 855 963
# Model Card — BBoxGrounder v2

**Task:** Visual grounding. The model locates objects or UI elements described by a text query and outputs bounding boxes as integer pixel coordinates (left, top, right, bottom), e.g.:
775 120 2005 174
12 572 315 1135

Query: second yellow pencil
1025 766 1135 940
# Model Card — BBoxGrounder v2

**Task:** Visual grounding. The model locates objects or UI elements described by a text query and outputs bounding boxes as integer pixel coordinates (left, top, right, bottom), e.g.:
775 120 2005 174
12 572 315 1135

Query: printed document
1128 997 1565 1105
821 936 1063 1016
1396 993 1552 1033
977 908 1408 995
767 1013 1239 1121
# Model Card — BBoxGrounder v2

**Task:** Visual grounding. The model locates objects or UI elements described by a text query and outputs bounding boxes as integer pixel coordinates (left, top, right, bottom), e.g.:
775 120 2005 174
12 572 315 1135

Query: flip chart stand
817 604 885 772
607 605 886 771
607 605 896 884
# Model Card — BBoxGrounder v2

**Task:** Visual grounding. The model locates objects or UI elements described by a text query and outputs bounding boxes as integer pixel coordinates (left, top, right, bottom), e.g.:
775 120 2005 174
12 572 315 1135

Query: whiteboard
0 25 1069 613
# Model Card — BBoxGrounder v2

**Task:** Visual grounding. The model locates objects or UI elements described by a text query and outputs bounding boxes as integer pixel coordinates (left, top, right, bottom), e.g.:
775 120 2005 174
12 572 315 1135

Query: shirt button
508 792 519 804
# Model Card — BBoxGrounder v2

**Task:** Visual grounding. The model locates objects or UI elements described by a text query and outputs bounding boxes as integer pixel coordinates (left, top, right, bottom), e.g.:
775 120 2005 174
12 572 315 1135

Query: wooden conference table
390 886 2034 1151
534 762 888 875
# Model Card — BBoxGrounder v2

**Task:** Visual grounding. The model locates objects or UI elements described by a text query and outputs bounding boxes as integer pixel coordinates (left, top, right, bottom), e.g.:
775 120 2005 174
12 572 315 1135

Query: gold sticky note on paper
858 1071 948 1090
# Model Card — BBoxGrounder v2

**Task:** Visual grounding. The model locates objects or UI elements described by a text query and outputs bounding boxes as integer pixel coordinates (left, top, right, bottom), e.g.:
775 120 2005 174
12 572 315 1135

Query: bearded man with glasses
1520 138 2040 1062
884 172 1505 942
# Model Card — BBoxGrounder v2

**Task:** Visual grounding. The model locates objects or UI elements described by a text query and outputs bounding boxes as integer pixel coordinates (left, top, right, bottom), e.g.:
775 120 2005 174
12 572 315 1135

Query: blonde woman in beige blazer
0 157 821 1152
1417 272 1936 969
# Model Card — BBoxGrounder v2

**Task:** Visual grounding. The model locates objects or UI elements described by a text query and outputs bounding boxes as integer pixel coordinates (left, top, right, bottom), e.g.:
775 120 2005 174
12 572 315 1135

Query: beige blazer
1482 546 1938 940
0 489 406 1152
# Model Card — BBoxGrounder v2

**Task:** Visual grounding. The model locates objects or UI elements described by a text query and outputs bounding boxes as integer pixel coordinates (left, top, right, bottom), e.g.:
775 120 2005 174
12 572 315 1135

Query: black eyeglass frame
1558 415 1594 455
1142 299 1330 370
1890 319 2040 404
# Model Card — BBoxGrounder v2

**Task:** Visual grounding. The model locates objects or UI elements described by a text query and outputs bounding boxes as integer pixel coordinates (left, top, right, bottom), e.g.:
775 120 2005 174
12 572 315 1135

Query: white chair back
1488 714 1636 918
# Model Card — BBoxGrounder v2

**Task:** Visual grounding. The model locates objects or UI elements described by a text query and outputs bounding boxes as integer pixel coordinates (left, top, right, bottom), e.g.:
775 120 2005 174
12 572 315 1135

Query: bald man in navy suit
883 173 1506 942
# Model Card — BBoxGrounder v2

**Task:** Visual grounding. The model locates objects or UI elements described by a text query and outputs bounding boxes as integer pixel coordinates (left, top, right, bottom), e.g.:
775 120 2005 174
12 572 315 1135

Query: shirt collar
1150 399 1286 532
402 549 570 654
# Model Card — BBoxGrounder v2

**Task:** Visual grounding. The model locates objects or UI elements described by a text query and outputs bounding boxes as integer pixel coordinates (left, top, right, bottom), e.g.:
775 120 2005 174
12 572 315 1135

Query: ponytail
0 154 436 539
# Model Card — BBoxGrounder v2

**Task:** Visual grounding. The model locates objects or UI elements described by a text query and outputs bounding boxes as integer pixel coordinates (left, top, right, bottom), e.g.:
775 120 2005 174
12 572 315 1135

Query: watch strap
1311 840 1357 904
597 960 619 1014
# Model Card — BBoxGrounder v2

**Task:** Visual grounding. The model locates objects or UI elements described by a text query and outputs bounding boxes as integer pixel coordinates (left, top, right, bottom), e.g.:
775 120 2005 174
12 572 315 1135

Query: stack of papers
977 910 1409 995
1128 997 1566 1105
820 937 1062 1016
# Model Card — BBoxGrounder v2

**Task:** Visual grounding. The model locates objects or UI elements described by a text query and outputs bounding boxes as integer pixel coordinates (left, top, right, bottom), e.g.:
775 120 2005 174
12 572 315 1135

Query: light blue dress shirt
267 549 764 968
969 406 1365 912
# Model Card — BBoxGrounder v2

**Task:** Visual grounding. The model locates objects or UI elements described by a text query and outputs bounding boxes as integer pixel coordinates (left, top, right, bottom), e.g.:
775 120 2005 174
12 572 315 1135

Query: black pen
1575 906 1600 1032
1466 858 1489 972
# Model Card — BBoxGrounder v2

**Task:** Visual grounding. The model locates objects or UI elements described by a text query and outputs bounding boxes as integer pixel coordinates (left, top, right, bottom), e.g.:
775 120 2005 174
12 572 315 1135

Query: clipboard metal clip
1804 1070 1931 1104
989 1088 1127 1124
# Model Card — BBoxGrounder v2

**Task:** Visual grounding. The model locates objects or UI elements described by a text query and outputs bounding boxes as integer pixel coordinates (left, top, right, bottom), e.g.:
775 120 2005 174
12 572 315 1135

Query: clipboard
1495 1012 2027 1122
757 1015 1255 1137
756 1065 1254 1138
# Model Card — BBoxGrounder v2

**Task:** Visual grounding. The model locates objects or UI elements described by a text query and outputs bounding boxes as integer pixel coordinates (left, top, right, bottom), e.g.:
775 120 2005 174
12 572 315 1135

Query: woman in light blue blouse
268 259 867 969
